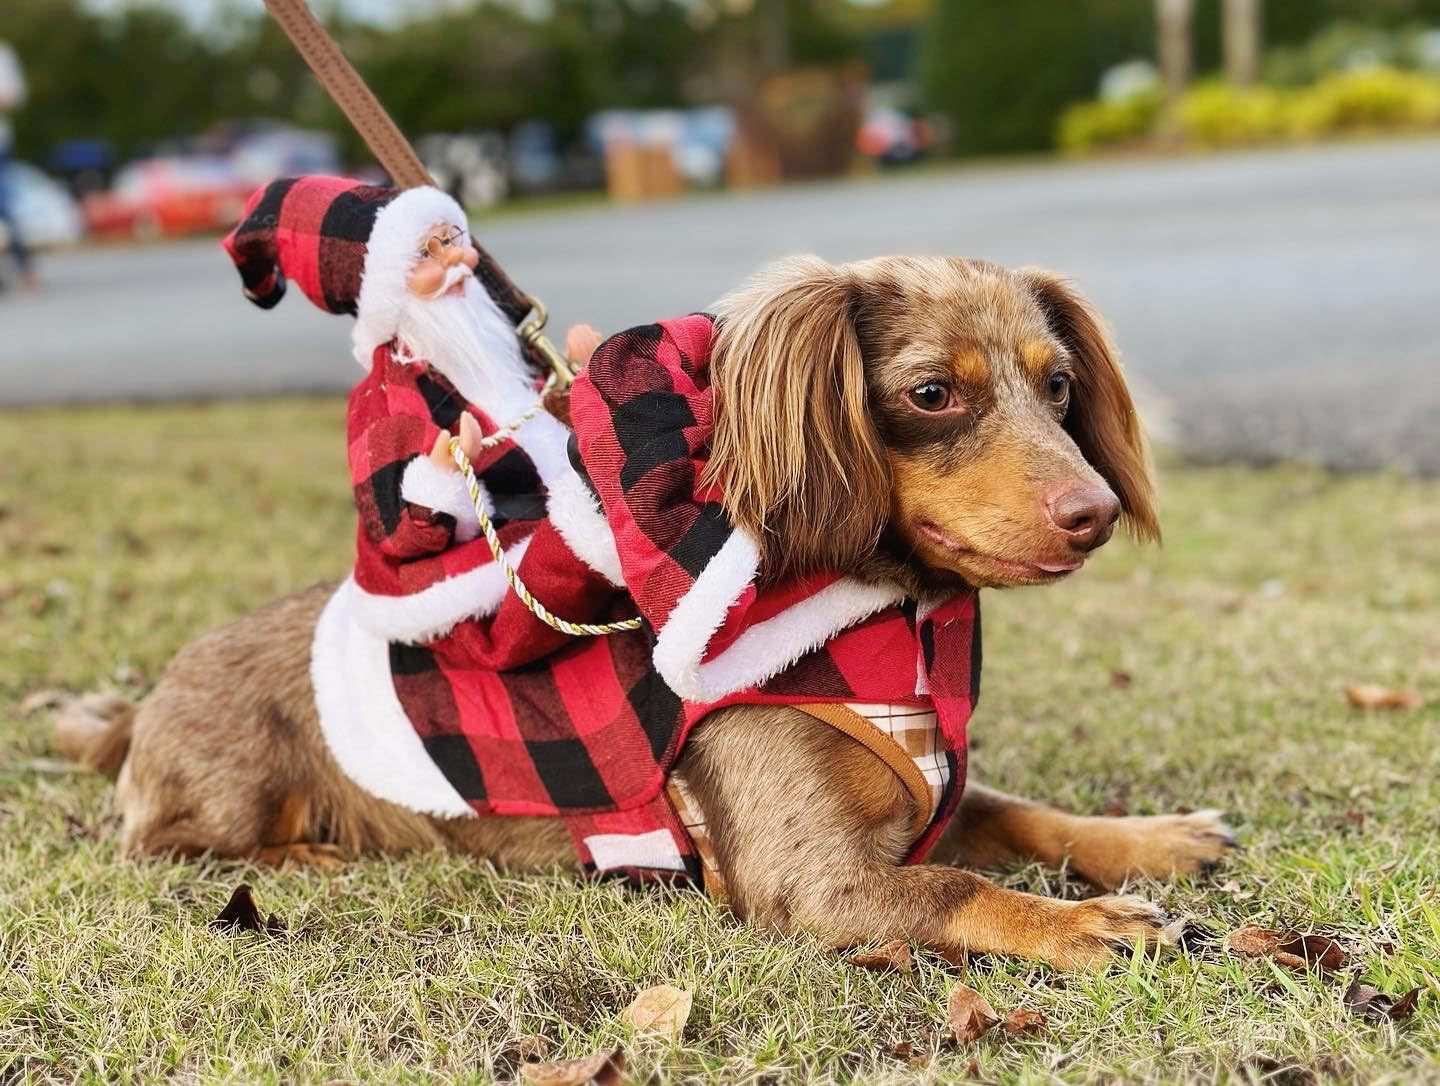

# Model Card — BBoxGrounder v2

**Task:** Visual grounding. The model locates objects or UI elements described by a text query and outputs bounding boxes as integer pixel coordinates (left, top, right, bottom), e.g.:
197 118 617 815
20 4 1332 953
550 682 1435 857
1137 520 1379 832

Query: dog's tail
50 692 135 777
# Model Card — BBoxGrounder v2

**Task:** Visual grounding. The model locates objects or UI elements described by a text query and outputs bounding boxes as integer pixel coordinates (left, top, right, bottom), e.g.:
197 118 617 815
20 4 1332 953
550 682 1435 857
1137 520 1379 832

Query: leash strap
262 0 578 386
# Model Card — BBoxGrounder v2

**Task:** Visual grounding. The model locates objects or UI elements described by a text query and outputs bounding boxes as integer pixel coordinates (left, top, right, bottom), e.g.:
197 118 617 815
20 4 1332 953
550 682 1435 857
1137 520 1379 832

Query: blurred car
216 123 341 187
856 107 932 166
81 156 253 240
0 161 84 249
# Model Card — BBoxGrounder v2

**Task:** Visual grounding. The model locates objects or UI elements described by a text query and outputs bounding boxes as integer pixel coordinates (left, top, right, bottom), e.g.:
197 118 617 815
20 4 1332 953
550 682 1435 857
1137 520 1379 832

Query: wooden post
1223 0 1262 87
1156 0 1193 107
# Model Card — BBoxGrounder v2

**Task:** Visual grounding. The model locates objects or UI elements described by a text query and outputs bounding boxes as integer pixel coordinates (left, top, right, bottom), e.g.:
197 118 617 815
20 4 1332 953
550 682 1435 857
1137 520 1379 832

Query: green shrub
1289 66 1440 136
1057 90 1164 153
1175 81 1288 146
1060 66 1440 152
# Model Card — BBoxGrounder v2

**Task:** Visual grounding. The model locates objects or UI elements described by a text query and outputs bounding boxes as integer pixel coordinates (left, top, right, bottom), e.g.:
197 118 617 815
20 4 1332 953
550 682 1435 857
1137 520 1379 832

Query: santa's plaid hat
222 175 469 365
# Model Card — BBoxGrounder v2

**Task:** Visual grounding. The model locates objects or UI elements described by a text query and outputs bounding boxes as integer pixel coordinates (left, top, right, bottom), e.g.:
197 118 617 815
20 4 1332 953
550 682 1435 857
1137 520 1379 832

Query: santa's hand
565 324 603 366
428 429 458 473
456 413 486 464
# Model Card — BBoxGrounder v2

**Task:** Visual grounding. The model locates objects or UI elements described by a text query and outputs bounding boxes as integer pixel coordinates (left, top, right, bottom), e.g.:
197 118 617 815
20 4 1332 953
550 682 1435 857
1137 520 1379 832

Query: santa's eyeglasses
417 225 466 261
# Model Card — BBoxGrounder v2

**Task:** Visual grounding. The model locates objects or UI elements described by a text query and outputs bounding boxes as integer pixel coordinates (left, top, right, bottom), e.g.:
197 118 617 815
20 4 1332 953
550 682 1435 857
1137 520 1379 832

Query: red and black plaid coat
369 315 982 886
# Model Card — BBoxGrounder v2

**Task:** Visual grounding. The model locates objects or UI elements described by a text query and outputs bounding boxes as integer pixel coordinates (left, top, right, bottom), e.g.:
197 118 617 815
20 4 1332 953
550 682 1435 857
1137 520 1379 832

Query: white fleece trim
350 533 532 645
649 529 908 703
659 567 904 702
584 829 687 874
400 456 486 542
351 187 468 367
544 467 624 586
311 579 475 819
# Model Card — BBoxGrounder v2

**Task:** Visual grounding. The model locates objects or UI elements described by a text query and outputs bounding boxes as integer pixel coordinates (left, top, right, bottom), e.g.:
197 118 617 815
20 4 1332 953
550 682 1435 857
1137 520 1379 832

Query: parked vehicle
0 160 84 249
856 106 931 166
81 155 253 240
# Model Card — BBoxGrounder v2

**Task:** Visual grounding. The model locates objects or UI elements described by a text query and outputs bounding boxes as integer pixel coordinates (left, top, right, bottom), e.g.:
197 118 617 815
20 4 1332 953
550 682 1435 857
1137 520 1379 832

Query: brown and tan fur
56 256 1233 970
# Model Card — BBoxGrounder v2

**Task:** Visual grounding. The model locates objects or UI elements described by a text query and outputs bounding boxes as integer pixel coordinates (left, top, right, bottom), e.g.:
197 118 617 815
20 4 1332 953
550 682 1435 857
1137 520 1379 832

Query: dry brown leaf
520 1048 624 1086
211 884 286 934
619 984 692 1040
1109 669 1134 690
1276 932 1347 975
1225 925 1282 958
847 939 914 974
1001 1009 1047 1036
1345 684 1423 710
1225 925 1348 974
947 983 999 1045
1344 980 1424 1023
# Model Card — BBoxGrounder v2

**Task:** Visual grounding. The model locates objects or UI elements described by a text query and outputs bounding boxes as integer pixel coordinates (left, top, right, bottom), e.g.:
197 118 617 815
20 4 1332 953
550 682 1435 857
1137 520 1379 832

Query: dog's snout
1044 484 1120 551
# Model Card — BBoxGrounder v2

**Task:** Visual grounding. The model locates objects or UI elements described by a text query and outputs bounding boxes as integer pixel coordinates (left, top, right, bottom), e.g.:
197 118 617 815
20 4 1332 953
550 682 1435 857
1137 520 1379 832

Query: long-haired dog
57 256 1233 969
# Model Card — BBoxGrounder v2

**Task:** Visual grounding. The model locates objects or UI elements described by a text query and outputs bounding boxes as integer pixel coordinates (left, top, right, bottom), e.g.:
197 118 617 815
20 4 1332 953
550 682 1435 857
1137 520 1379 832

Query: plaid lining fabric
671 700 959 900
370 314 981 889
222 175 397 314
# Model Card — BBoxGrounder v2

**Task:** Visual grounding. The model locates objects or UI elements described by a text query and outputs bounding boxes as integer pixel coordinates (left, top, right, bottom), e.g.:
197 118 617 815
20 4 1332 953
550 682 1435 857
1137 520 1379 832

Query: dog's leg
679 707 1169 969
930 783 1236 890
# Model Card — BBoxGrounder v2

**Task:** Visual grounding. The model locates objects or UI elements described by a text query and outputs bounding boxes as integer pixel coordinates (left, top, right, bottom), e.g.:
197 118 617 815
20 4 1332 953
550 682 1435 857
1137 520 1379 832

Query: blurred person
0 40 36 291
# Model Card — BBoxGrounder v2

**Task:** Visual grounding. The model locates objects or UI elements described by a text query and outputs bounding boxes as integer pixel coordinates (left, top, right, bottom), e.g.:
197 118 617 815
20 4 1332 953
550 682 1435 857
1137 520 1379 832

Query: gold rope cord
449 435 642 638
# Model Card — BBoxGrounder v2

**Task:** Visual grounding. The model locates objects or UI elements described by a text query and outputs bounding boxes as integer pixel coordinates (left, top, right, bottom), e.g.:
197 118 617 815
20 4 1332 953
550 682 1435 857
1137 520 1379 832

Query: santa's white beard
393 274 537 421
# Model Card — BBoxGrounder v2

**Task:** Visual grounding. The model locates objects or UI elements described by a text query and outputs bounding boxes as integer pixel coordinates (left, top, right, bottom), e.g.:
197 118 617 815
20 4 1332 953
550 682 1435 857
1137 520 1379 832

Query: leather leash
262 0 577 387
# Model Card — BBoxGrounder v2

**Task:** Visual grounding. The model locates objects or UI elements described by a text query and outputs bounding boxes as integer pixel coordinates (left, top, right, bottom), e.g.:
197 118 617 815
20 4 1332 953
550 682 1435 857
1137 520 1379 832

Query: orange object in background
81 156 254 241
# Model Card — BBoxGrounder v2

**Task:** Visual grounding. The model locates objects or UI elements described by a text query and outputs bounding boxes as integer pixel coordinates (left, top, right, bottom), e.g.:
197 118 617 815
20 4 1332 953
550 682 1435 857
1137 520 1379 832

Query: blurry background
1 0 1437 471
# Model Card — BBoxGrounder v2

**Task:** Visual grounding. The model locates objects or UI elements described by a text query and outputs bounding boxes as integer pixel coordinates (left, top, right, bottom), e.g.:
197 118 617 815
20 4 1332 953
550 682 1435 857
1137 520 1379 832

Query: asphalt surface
4 137 1438 472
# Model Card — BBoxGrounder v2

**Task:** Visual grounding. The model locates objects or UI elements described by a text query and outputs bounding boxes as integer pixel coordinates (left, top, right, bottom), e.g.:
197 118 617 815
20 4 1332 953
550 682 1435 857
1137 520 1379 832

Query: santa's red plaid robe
342 340 619 662
318 318 981 887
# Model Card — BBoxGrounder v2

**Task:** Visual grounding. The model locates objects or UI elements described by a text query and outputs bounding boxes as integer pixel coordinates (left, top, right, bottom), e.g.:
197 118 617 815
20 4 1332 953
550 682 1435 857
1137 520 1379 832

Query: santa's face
406 220 480 299
393 223 532 416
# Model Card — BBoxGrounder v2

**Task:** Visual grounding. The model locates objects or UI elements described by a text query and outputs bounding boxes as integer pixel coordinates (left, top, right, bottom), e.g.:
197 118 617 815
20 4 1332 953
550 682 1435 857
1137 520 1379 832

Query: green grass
1 399 1437 1084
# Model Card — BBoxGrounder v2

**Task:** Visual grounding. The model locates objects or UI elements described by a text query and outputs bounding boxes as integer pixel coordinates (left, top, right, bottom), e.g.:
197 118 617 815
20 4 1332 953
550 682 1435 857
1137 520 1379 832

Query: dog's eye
908 382 952 412
1047 372 1071 404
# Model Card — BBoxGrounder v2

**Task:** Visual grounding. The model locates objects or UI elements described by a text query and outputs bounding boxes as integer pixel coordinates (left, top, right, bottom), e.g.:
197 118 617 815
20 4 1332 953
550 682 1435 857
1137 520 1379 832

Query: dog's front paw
1069 809 1237 889
1042 894 1169 969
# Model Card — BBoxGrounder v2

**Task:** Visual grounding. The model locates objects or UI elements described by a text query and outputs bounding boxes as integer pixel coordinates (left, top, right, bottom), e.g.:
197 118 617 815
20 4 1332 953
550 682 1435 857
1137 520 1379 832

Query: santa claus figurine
222 176 623 674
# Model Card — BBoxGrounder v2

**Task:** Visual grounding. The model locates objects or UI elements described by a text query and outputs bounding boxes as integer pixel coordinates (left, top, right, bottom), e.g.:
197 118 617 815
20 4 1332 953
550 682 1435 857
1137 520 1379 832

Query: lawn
1 398 1436 1084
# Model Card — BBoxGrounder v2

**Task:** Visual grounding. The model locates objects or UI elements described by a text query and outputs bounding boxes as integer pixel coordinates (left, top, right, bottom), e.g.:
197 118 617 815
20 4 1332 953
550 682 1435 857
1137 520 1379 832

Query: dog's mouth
915 520 1082 586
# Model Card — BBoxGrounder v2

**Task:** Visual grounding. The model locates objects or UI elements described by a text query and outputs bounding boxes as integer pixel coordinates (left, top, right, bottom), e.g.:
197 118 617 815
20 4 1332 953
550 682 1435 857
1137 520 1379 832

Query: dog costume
311 314 983 892
222 181 981 890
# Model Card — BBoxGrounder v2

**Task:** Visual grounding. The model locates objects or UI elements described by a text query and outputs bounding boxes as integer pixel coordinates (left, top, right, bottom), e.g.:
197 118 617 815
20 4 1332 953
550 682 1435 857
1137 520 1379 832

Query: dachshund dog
56 256 1234 970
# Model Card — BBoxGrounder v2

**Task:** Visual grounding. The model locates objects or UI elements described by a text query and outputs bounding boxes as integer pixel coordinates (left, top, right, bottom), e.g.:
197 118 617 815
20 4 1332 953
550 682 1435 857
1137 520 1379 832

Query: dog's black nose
1045 485 1120 551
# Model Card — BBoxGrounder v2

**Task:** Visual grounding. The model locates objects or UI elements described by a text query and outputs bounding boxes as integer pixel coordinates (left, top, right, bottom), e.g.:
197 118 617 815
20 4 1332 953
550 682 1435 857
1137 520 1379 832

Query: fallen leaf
1109 669 1133 690
1224 926 1347 974
847 939 913 974
1344 980 1424 1023
520 1047 624 1085
1001 1008 1047 1035
884 1040 915 1061
947 983 999 1044
1276 932 1347 975
1345 684 1423 710
1218 879 1255 900
1225 925 1282 958
211 884 286 934
619 984 692 1040
18 689 66 717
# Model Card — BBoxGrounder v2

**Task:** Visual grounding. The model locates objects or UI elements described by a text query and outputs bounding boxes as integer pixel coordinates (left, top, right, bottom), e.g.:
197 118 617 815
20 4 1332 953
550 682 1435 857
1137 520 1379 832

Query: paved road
4 138 1438 472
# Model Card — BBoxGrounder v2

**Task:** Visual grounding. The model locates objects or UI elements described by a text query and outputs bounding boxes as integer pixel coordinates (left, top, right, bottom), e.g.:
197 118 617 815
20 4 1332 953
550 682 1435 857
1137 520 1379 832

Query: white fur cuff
400 456 487 542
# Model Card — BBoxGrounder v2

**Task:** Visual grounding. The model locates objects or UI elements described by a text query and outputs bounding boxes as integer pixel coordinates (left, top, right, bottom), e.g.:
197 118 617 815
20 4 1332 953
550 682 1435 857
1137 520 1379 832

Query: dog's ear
1020 268 1160 542
709 255 890 581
